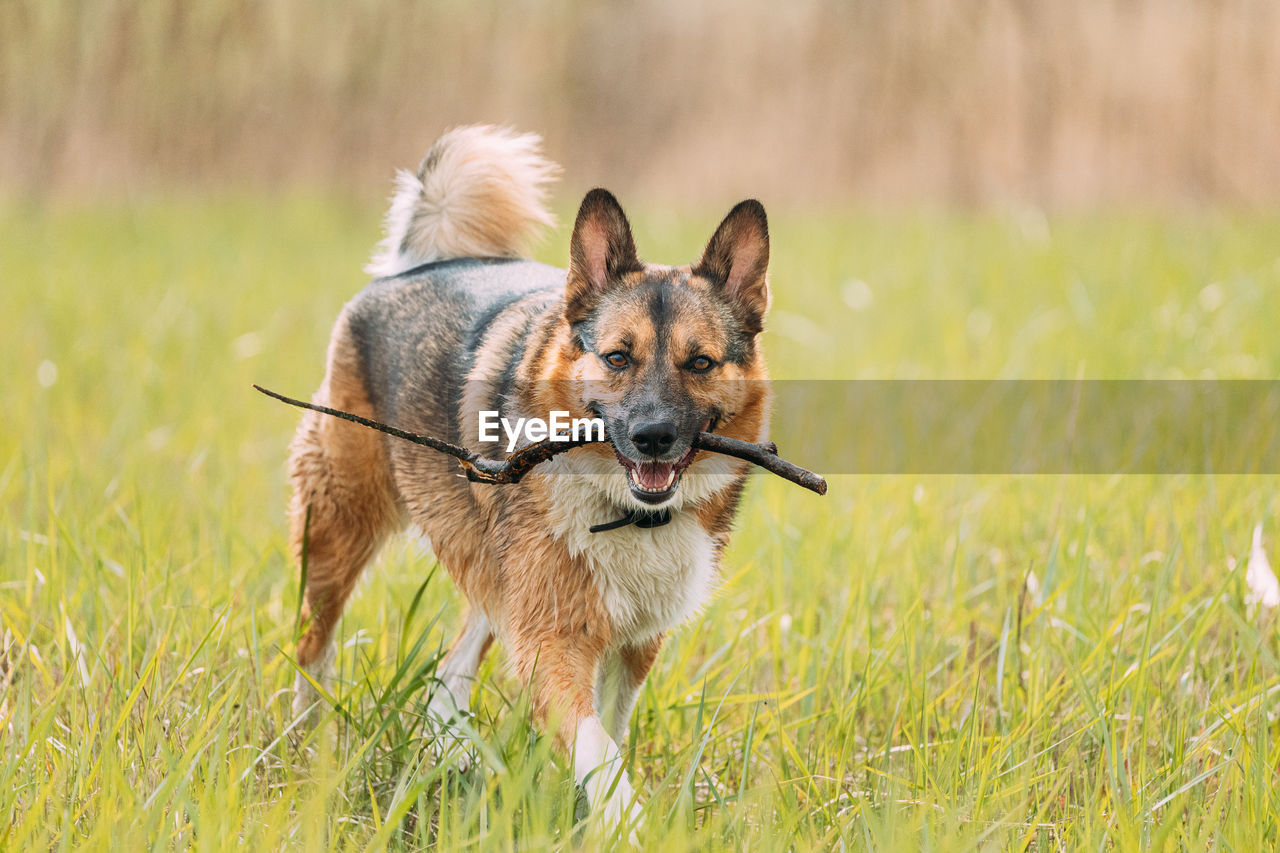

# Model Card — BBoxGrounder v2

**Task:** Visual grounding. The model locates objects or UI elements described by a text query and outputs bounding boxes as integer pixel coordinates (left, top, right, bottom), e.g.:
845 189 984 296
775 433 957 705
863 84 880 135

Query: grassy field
3 198 1280 850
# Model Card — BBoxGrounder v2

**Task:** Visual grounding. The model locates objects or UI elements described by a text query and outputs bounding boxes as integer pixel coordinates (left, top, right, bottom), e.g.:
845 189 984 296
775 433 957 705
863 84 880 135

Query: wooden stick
254 384 827 495
692 431 827 495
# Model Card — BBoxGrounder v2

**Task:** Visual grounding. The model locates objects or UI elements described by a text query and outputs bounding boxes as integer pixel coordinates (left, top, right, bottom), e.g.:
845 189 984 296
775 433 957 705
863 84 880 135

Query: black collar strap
589 508 673 534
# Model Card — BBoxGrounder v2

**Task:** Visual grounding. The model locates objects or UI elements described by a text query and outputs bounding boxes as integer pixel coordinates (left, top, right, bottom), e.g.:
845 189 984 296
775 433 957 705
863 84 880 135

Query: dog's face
558 190 771 507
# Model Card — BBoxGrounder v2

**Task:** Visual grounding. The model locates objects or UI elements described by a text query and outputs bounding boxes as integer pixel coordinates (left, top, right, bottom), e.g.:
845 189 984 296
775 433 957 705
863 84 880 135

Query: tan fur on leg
287 322 400 717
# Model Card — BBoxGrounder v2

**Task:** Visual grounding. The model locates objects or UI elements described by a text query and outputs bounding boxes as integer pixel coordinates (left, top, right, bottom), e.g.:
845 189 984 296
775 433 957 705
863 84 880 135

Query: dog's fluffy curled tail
365 125 560 278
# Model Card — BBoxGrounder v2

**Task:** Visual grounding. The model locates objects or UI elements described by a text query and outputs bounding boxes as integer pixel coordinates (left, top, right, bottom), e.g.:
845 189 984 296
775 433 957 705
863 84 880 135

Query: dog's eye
603 351 629 370
689 355 715 373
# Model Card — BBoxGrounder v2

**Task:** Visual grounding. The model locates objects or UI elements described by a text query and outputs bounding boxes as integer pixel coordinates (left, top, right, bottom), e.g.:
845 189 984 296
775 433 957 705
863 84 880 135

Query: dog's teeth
627 465 679 493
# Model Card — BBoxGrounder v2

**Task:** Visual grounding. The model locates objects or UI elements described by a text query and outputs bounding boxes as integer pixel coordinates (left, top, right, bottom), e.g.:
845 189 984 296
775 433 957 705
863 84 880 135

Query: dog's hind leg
288 328 399 720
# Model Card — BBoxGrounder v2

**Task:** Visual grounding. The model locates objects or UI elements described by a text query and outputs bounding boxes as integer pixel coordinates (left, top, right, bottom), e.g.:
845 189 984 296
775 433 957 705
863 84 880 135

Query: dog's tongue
633 461 676 491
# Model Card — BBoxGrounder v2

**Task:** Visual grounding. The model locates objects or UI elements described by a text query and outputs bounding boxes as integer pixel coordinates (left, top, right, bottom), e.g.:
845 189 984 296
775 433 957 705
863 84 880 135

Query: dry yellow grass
3 0 1280 206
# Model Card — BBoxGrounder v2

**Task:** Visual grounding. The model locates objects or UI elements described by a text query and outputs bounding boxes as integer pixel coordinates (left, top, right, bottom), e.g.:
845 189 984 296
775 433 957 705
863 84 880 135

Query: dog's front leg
597 637 663 745
508 628 643 842
573 714 638 831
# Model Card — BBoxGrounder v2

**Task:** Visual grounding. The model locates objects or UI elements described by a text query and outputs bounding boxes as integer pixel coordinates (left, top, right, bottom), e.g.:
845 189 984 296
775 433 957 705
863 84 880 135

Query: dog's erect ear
566 189 641 323
694 200 770 334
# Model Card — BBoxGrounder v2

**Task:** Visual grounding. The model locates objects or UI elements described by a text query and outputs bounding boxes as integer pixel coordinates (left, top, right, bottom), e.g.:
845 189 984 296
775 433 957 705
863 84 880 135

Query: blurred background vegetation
4 0 1280 208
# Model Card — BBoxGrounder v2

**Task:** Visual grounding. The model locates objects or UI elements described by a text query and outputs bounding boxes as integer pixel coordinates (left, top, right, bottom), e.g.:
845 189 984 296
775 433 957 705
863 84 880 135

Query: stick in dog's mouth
253 384 827 495
613 444 700 503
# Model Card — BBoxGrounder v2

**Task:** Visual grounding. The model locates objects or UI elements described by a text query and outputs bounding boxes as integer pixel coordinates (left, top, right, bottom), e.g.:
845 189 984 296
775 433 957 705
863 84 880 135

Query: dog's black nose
630 420 677 457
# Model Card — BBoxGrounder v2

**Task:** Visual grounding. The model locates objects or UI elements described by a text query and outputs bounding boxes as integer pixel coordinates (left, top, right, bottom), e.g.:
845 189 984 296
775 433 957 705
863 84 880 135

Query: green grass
3 197 1280 850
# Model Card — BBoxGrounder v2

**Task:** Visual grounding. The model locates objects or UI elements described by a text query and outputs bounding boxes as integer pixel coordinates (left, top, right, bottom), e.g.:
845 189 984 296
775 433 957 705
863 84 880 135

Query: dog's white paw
587 770 643 846
604 791 644 846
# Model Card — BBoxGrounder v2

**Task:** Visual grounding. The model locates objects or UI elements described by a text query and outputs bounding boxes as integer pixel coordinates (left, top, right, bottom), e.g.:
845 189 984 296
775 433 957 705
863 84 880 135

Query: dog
286 125 770 834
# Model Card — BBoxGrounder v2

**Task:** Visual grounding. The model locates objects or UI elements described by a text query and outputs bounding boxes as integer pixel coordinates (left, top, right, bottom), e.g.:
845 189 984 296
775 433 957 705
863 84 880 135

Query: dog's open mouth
613 446 698 504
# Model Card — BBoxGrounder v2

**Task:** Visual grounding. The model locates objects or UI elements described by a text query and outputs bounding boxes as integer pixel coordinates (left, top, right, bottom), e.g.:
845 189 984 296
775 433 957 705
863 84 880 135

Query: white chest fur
542 456 726 645
578 507 715 645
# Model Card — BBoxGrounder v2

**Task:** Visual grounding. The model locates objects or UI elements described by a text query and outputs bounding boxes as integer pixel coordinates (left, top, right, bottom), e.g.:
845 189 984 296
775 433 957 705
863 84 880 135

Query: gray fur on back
343 257 566 442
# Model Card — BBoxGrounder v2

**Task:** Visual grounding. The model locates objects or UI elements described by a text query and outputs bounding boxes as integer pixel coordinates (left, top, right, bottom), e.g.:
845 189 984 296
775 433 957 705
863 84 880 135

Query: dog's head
554 189 771 509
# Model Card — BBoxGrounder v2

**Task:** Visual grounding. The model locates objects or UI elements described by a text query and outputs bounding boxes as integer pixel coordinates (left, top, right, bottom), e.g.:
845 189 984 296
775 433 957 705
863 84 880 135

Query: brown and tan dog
285 125 770 833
